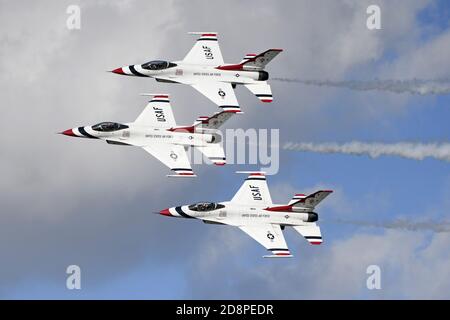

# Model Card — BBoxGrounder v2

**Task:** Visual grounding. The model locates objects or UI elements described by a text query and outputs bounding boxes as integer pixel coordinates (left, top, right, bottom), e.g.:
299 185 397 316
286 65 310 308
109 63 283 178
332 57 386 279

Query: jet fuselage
62 123 216 148
113 62 268 86
160 202 318 227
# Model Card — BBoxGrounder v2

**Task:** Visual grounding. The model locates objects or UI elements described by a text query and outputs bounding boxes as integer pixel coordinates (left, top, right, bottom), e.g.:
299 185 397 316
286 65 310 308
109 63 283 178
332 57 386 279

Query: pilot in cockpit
141 60 177 71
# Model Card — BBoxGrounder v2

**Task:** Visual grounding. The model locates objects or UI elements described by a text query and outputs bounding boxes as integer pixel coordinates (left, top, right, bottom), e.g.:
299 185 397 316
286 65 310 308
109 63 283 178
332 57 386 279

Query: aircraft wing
191 82 240 112
142 144 195 177
239 224 292 258
134 95 176 128
230 172 272 205
183 33 224 66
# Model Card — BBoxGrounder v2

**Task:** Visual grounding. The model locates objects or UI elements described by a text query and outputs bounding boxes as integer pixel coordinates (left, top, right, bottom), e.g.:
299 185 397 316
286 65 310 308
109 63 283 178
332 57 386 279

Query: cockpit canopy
188 202 225 212
92 122 129 132
141 60 177 71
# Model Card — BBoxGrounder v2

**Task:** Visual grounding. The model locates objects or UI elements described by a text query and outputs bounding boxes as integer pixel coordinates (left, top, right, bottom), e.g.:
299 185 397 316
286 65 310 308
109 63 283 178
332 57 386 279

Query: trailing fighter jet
60 94 234 177
159 172 332 257
111 32 283 113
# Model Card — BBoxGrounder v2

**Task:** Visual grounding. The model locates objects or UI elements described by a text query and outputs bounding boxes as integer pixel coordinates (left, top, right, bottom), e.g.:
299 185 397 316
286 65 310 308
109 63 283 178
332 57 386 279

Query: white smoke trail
327 218 450 233
283 141 450 162
272 78 450 95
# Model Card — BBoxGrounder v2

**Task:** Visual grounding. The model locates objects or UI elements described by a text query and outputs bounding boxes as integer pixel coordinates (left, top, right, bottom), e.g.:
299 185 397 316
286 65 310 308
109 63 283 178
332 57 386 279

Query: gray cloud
283 141 450 162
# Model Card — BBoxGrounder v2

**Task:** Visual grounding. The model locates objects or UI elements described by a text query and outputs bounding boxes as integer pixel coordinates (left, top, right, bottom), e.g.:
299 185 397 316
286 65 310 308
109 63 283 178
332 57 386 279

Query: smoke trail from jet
272 78 450 95
326 218 450 233
283 141 450 162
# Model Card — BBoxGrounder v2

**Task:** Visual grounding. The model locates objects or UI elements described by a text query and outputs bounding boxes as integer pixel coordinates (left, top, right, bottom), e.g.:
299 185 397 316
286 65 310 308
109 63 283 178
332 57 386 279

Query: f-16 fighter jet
159 172 333 257
111 32 283 113
60 94 234 177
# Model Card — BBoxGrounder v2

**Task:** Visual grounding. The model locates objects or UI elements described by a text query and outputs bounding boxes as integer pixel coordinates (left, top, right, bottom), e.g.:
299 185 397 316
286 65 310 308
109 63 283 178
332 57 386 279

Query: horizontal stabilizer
196 144 226 166
244 82 273 103
293 223 323 245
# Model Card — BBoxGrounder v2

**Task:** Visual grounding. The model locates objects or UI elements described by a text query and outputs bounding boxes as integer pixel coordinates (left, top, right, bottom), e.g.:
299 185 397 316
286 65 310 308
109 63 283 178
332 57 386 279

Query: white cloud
185 228 450 299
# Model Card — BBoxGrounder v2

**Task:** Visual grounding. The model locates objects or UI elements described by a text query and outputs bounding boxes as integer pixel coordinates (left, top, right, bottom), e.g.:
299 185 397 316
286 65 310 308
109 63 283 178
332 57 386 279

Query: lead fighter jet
111 32 283 113
60 95 234 177
159 172 333 257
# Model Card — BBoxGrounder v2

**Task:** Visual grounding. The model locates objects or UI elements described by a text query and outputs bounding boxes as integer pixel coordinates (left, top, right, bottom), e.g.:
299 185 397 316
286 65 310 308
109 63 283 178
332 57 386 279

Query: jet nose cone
111 67 125 75
60 129 76 137
159 208 172 216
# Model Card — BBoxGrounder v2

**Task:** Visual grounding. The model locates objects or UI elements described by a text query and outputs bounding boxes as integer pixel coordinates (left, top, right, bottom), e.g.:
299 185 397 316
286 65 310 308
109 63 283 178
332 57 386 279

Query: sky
1 0 450 299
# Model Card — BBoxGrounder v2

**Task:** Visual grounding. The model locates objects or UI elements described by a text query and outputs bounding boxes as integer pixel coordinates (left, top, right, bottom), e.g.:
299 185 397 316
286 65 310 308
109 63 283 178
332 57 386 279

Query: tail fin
184 32 223 66
168 109 237 134
216 49 282 72
193 110 236 132
231 171 273 205
291 190 333 210
239 53 257 64
240 49 283 70
134 94 176 127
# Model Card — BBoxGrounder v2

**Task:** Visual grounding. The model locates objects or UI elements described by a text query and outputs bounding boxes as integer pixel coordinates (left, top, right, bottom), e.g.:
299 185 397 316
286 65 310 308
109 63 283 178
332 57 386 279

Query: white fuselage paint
73 124 214 148
166 202 314 227
127 62 262 85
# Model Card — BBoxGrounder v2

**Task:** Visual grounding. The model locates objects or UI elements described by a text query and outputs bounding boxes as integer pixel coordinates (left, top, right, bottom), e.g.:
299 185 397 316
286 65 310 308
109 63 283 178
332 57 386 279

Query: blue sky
1 0 450 299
